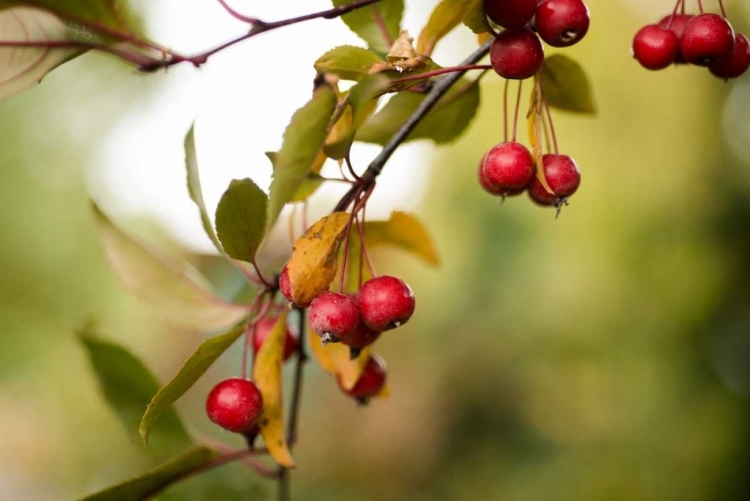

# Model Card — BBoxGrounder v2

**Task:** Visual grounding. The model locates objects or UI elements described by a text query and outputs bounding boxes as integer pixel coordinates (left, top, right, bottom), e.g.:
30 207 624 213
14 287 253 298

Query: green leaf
332 0 403 54
79 330 191 454
417 0 474 56
324 74 390 160
356 78 480 145
0 0 128 29
462 0 490 34
184 124 223 254
92 203 250 332
314 45 384 81
266 83 337 230
215 178 268 263
539 54 597 114
0 7 86 100
79 446 218 501
139 325 245 446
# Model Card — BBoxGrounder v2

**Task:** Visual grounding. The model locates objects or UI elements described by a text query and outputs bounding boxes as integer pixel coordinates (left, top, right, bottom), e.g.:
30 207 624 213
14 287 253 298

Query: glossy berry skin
658 14 693 63
206 378 263 433
528 154 581 206
341 354 387 401
358 275 416 332
490 28 544 80
680 14 735 66
341 321 382 349
632 25 679 70
481 142 535 190
252 317 298 362
535 0 590 48
483 0 537 29
309 291 359 342
710 33 750 79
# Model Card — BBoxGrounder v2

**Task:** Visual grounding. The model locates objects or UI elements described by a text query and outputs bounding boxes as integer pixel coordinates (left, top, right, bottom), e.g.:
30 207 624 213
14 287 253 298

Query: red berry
309 291 360 343
632 25 679 70
206 378 263 433
341 321 382 350
658 14 694 63
279 264 311 307
527 154 581 207
481 141 535 191
341 354 387 402
490 28 544 80
535 0 590 48
358 275 416 332
680 14 735 66
251 317 298 361
710 33 750 79
483 0 537 29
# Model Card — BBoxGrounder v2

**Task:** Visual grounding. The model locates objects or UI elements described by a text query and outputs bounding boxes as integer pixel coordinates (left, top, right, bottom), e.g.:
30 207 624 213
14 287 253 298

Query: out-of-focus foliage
1 2 750 501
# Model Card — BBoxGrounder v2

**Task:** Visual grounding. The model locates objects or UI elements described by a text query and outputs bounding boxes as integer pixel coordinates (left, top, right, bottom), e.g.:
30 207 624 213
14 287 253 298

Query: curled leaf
287 212 351 306
253 312 294 468
527 79 553 195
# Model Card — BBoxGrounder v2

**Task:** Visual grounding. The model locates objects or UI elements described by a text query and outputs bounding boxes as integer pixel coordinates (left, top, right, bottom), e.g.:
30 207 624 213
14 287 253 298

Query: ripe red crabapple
483 0 537 29
490 28 545 80
632 25 679 70
309 291 360 344
710 33 750 79
358 276 416 332
535 0 591 48
481 141 535 190
206 378 263 433
528 154 581 208
340 354 387 404
658 14 694 63
252 317 298 361
680 13 735 66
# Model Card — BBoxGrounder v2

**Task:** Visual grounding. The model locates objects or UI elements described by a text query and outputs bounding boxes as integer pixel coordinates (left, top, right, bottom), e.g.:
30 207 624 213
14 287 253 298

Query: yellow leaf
363 211 440 266
252 312 294 468
527 77 553 195
287 212 351 305
477 32 491 45
375 382 391 399
308 325 372 391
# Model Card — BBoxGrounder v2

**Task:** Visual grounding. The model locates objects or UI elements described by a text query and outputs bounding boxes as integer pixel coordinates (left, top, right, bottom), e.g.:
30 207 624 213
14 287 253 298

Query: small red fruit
632 25 679 70
252 317 298 361
527 154 581 207
358 276 415 332
483 0 537 29
340 354 387 403
309 291 360 343
535 0 590 48
680 13 735 66
658 14 694 63
481 141 535 191
206 378 263 433
342 321 382 349
490 28 545 80
710 33 750 79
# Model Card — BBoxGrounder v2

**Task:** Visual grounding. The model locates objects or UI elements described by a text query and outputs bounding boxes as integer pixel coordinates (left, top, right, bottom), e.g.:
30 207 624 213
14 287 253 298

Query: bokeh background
2 0 750 499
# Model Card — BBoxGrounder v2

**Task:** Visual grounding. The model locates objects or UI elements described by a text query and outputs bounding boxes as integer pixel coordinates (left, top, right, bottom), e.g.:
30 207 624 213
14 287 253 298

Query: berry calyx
710 33 750 79
483 0 537 30
632 25 679 70
481 141 535 191
252 317 298 361
535 0 591 48
680 13 735 66
489 28 544 80
340 354 387 404
658 14 694 64
206 378 263 433
309 291 360 343
358 276 416 332
527 154 581 208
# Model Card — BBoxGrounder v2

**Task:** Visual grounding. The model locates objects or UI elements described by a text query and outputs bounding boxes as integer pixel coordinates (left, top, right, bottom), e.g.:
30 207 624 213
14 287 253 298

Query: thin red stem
541 105 553 155
215 0 260 23
371 4 394 47
718 0 727 17
512 80 523 142
541 86 559 155
357 206 377 279
301 200 310 233
345 156 362 182
503 79 509 143
697 0 704 14
666 0 682 29
389 65 492 85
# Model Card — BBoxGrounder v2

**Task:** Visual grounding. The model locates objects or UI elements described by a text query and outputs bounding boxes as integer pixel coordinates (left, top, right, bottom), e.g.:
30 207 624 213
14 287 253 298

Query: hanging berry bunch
479 0 589 215
632 0 750 79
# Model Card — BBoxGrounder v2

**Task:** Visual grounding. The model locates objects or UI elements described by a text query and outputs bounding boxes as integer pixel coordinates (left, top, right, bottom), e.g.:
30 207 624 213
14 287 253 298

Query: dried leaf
287 212 350 306
527 79 553 194
253 312 294 468
387 30 417 62
308 323 372 390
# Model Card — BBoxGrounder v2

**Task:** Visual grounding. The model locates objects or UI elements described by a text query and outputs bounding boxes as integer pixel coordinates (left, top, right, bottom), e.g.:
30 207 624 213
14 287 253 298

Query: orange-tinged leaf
527 78 553 195
252 312 294 468
287 212 350 306
477 32 491 45
363 211 439 266
308 324 372 391
375 382 390 398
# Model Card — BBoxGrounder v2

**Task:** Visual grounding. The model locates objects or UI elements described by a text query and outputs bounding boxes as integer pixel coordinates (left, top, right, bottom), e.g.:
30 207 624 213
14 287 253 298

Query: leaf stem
388 64 493 85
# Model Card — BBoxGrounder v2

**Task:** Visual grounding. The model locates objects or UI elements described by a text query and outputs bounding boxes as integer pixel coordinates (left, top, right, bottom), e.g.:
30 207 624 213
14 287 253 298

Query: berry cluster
632 1 750 79
485 0 591 80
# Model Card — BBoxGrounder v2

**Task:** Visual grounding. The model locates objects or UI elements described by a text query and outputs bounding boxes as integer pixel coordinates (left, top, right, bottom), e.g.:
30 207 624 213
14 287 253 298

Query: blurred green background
2 1 750 500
